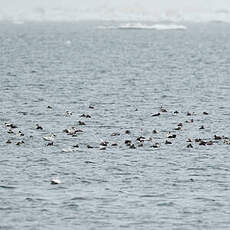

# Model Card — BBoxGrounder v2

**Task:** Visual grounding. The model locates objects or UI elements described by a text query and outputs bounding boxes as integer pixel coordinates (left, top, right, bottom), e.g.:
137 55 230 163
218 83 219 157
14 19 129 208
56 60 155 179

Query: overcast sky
1 0 229 9
0 0 230 21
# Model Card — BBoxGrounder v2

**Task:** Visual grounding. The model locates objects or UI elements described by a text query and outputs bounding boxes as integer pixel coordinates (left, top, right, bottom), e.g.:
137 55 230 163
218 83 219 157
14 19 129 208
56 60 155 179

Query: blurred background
0 0 230 22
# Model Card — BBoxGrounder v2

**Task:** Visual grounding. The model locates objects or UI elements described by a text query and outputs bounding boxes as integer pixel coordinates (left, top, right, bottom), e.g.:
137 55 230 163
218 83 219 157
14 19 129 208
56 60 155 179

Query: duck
51 178 61 184
152 113 161 117
136 136 145 142
65 111 73 116
206 141 214 145
100 141 108 146
18 131 24 136
160 106 167 112
165 140 172 145
5 123 17 129
151 143 160 148
125 140 132 146
153 129 158 134
36 124 43 130
187 143 193 148
8 129 14 134
125 130 131 134
80 114 91 118
16 141 24 146
78 121 86 126
214 135 222 140
43 134 56 142
199 141 206 146
47 142 54 146
100 146 106 150
111 132 120 136
167 132 176 138
129 144 136 149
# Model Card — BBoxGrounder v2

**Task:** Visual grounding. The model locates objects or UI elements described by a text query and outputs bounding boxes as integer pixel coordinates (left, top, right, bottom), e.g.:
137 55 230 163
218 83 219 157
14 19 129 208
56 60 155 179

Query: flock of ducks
3 105 229 184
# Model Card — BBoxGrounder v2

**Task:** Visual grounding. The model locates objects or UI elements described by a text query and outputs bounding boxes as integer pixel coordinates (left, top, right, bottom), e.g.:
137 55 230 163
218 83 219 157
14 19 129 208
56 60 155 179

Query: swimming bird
100 141 109 146
125 140 132 146
199 141 206 146
206 141 214 145
100 146 106 150
111 132 120 136
18 131 24 136
151 143 160 148
152 113 161 117
16 141 24 146
160 106 167 112
136 136 145 142
214 135 222 140
165 140 172 145
187 143 193 148
51 178 61 184
47 142 54 146
167 132 176 138
185 119 194 123
43 134 56 141
65 111 73 116
5 123 17 129
78 121 86 126
8 129 14 134
129 144 136 149
36 124 43 130
80 114 91 118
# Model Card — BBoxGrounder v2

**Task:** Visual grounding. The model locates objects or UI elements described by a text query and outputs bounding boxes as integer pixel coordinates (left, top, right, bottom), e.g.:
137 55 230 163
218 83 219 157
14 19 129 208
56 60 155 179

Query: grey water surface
0 22 230 229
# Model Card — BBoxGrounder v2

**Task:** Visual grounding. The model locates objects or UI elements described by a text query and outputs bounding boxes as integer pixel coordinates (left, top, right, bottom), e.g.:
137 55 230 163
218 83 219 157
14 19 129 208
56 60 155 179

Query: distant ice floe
118 23 187 30
99 23 187 31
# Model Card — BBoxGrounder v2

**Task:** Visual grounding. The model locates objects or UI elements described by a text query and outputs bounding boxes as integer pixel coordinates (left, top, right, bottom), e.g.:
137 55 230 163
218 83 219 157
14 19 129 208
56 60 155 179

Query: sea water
0 21 230 229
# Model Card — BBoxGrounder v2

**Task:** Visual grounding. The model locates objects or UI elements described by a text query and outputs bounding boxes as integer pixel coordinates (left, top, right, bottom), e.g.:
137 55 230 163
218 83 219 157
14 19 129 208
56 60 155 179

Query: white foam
65 40 72 46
